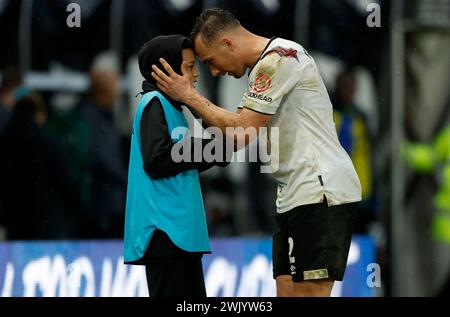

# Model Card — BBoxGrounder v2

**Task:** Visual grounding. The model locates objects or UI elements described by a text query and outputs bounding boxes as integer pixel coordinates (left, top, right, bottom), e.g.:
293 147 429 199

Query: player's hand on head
151 58 194 103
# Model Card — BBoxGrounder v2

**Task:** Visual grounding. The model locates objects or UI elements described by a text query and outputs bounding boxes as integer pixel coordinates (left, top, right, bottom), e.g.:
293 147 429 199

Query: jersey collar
248 37 277 78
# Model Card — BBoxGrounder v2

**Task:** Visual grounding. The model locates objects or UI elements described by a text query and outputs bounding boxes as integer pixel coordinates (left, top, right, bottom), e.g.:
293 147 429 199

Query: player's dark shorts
273 197 358 282
139 230 208 297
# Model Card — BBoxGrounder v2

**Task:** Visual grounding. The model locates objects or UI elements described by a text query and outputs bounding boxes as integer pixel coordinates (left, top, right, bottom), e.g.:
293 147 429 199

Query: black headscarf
138 34 194 108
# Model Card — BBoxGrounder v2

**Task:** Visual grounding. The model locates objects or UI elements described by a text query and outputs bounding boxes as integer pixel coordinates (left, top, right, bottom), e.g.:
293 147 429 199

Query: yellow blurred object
432 212 450 244
334 111 373 199
401 142 435 173
404 124 450 244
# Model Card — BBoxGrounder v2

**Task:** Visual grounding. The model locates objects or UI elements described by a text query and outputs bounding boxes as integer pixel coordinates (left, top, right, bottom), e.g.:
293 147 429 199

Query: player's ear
221 37 234 51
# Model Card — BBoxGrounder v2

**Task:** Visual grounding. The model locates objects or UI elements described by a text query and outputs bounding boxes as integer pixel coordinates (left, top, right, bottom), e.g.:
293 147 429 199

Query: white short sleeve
239 51 301 115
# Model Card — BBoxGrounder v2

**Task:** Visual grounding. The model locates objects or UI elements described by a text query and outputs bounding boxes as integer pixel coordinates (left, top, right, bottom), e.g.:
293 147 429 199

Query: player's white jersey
239 37 362 213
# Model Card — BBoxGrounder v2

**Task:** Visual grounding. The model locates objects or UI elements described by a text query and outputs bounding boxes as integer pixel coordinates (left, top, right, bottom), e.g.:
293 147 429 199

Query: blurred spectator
202 176 236 237
79 67 127 239
43 93 93 238
0 93 77 240
403 124 450 243
0 66 24 237
0 66 22 136
332 68 375 233
246 156 277 235
403 123 450 296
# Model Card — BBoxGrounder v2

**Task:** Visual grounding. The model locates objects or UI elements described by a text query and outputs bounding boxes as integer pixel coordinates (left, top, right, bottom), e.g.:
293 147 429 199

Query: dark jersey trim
248 37 278 78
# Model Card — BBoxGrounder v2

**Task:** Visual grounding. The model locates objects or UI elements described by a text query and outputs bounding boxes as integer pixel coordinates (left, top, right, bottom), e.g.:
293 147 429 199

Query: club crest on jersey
262 46 299 62
253 73 272 93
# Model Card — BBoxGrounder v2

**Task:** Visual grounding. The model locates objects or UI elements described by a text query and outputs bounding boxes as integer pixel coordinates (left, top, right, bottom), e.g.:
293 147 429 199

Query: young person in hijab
123 35 230 297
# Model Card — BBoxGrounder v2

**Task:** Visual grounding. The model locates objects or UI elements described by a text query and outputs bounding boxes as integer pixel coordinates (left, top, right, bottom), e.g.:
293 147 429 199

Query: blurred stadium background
0 0 449 297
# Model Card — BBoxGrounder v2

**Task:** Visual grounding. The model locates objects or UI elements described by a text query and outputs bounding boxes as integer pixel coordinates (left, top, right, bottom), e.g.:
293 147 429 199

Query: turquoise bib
124 91 210 263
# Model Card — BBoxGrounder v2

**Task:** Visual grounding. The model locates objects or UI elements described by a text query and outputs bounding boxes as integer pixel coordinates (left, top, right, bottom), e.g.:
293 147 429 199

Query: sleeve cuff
243 102 278 115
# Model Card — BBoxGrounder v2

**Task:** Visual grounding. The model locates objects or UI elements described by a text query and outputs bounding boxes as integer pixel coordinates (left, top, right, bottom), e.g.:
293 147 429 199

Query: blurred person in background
43 93 93 239
202 176 236 237
124 35 230 297
79 65 126 239
0 66 23 232
0 93 77 240
246 151 277 235
403 123 450 296
332 68 375 233
152 8 362 297
0 66 23 136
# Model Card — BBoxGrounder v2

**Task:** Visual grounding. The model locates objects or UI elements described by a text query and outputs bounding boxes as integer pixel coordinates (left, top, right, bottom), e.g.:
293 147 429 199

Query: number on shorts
288 237 296 264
